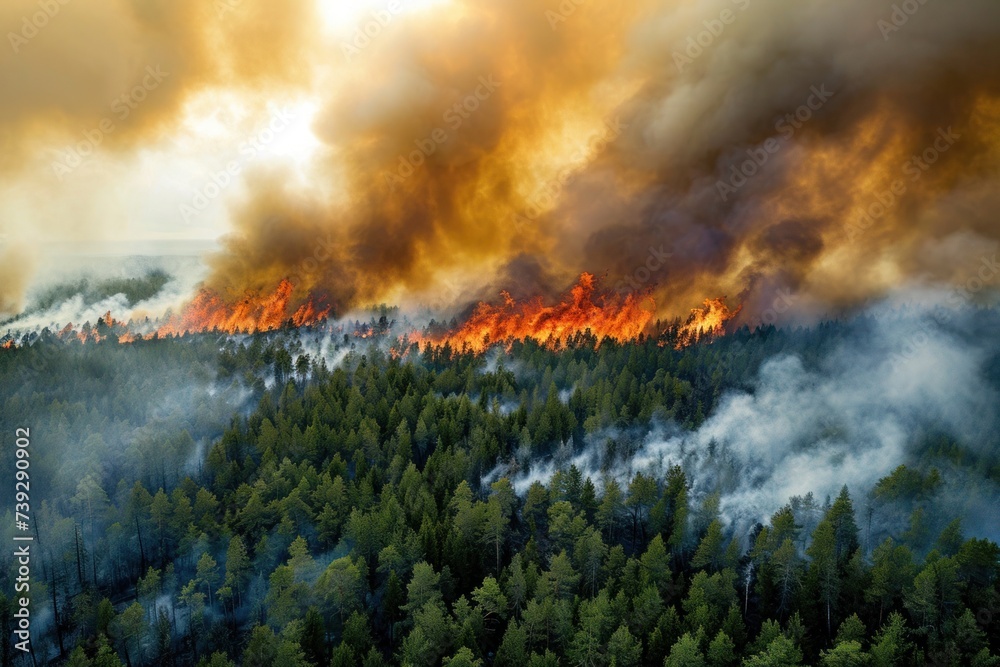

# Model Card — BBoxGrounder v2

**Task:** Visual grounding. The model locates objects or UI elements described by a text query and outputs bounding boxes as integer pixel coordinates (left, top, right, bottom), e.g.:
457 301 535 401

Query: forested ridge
1 316 998 666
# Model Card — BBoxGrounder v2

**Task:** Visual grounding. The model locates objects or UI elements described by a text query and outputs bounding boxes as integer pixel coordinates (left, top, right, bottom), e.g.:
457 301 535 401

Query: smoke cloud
3 0 1000 324
0 0 318 316
204 0 1000 322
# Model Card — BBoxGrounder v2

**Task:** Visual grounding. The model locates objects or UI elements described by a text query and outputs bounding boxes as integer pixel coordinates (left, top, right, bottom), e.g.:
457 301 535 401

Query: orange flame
1 340 14 350
10 276 738 353
155 279 330 337
411 272 655 353
674 298 742 348
18 280 329 345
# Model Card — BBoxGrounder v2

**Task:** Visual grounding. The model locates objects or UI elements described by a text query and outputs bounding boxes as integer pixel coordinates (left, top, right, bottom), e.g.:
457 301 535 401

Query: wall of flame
1 0 999 335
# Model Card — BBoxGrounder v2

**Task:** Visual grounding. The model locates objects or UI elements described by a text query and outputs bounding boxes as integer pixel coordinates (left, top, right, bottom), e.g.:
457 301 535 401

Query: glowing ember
674 298 741 348
155 279 330 337
411 272 655 353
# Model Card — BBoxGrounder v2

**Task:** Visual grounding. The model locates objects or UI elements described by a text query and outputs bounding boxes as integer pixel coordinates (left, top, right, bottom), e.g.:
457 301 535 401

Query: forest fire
411 273 655 353
3 277 738 352
673 298 742 349
30 280 334 344
154 279 330 338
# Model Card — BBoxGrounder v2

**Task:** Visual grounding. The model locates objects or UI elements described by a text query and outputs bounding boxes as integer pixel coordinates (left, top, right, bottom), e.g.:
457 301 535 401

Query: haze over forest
2 0 999 665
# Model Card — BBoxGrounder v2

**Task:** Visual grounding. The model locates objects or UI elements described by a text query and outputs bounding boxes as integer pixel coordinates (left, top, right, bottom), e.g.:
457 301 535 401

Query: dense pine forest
1 312 999 666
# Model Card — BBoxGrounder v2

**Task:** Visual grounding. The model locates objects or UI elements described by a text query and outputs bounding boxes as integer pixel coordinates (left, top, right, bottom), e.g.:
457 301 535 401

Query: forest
1 311 998 667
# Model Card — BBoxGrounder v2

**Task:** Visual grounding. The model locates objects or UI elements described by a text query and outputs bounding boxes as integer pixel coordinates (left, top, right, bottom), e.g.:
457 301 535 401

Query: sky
1 0 999 320
1 0 434 244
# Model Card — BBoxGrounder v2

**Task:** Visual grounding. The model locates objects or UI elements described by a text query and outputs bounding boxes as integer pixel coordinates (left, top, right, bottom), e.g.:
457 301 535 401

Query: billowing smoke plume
3 0 1000 323
0 0 318 316
204 0 1000 321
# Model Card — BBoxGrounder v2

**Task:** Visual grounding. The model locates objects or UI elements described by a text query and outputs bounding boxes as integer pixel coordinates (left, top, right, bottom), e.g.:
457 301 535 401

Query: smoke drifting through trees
0 258 206 339
495 297 1000 549
489 296 1000 541
5 268 997 667
4 304 998 664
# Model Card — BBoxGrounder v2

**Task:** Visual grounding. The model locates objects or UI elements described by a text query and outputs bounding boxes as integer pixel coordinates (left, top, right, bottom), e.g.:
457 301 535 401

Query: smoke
494 294 1000 541
0 0 317 158
3 0 999 325
0 242 34 316
1 256 206 336
201 0 640 310
195 0 1000 323
0 0 319 314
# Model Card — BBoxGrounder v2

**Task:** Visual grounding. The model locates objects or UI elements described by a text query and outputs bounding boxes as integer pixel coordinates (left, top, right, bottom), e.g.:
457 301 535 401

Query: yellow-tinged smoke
3 0 1000 322
0 0 318 316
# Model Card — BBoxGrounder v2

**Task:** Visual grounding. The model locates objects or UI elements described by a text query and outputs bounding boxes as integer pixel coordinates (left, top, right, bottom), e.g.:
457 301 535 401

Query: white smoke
493 293 1000 538
1 255 206 337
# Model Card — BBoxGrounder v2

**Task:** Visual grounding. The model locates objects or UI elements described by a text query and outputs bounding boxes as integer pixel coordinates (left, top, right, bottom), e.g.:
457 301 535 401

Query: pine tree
692 520 726 572
807 520 839 635
869 612 912 667
771 538 802 617
707 630 737 667
665 631 706 667
827 487 859 563
597 478 625 542
607 625 642 667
